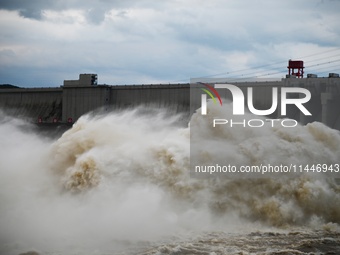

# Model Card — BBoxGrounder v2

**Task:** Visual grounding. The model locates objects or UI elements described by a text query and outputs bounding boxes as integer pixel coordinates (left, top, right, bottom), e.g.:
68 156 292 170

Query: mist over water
0 105 340 255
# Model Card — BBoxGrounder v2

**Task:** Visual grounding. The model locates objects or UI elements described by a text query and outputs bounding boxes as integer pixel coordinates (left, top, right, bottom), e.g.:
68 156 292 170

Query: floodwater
0 104 339 255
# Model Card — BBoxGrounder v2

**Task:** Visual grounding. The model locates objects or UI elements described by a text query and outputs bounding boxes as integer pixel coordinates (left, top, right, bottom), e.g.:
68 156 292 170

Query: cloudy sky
0 0 340 87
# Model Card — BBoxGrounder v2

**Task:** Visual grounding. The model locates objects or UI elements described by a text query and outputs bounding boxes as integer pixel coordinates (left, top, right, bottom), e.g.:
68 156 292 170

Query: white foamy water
0 104 340 255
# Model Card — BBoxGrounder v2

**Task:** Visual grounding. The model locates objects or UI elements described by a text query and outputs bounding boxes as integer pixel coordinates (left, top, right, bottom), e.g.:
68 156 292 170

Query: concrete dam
0 73 340 130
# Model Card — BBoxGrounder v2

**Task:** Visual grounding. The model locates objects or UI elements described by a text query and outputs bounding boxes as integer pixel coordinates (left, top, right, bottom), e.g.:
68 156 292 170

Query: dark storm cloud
0 0 155 22
0 0 54 19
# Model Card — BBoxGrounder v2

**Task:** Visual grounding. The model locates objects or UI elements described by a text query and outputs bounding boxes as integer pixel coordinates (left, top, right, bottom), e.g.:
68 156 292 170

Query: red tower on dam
287 60 304 78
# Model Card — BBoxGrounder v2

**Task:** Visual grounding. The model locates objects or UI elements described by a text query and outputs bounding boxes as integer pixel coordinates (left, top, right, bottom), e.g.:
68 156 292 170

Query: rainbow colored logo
200 83 223 106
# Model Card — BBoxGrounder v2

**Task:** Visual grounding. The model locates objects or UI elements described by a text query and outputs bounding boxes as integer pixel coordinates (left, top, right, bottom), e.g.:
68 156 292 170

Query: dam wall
321 78 340 130
109 84 190 113
0 88 62 122
0 77 340 130
61 84 191 122
62 86 111 123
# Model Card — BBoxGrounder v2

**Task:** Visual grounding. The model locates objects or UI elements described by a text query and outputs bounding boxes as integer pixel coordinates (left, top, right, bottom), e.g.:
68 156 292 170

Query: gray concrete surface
0 78 339 130
0 88 62 122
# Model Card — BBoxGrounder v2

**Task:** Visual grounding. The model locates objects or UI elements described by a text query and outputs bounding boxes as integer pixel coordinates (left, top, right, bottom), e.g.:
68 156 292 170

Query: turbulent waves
0 105 340 255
